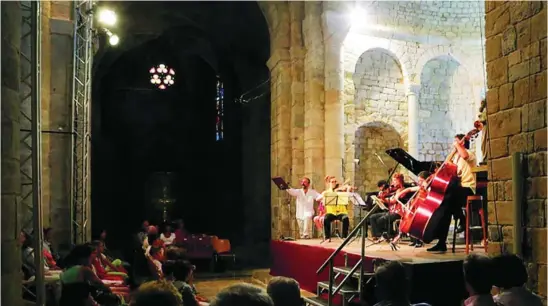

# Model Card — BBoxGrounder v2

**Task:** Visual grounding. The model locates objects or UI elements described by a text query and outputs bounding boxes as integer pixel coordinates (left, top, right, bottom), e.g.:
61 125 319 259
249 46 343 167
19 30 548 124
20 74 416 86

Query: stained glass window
149 64 175 90
216 77 224 141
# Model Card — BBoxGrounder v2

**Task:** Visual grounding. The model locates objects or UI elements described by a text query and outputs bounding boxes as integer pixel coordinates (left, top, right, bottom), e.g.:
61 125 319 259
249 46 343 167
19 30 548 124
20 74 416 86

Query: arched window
216 77 224 141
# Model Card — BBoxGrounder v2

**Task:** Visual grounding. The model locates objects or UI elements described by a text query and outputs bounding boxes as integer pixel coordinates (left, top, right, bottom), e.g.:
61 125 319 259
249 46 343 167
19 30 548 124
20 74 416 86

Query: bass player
426 134 476 252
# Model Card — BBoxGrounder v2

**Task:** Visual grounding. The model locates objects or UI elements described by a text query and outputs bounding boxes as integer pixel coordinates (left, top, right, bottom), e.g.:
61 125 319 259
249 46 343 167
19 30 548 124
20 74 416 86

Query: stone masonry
484 0 547 297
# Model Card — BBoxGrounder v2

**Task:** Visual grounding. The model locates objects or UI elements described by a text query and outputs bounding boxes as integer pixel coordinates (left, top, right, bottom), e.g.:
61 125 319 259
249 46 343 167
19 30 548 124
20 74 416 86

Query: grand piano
384 148 441 179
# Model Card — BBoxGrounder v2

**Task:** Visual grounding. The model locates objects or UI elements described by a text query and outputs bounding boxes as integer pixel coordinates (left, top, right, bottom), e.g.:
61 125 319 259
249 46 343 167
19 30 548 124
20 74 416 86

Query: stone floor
194 269 315 300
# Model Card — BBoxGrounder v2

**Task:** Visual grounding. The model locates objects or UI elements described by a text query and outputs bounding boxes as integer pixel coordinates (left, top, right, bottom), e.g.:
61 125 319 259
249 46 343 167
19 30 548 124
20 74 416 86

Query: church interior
1 1 546 306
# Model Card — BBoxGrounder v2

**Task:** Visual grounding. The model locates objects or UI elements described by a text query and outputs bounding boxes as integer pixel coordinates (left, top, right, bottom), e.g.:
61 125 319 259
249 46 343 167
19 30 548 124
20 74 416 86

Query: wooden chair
464 195 488 254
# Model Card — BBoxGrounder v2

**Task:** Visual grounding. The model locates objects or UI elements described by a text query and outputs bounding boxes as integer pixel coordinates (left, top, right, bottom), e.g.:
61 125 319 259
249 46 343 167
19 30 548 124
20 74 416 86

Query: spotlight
97 9 117 26
108 35 119 46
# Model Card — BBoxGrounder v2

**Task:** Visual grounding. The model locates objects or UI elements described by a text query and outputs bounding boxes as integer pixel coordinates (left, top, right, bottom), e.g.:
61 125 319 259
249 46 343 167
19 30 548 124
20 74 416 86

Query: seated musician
91 241 128 281
427 134 476 253
368 174 405 242
317 177 350 239
396 171 430 247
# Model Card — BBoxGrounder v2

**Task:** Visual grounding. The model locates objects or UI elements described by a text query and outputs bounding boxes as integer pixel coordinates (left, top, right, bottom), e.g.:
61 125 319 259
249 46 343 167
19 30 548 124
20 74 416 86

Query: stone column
268 48 293 239
406 84 420 158
303 2 325 189
1 2 24 305
46 3 75 246
323 38 345 180
289 2 305 185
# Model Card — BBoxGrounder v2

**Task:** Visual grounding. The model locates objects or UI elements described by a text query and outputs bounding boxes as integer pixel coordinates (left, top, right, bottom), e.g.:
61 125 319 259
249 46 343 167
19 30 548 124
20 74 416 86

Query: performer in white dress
286 177 321 239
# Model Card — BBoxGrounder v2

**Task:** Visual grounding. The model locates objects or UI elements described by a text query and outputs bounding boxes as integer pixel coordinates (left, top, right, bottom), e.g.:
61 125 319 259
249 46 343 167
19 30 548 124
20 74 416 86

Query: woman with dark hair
90 241 128 280
59 244 122 306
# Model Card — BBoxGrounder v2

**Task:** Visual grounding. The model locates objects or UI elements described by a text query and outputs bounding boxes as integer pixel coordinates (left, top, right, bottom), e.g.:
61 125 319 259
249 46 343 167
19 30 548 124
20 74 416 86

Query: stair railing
317 214 368 306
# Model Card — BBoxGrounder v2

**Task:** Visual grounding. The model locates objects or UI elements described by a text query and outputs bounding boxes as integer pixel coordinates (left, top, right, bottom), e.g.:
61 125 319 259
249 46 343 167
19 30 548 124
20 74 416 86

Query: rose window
149 64 175 90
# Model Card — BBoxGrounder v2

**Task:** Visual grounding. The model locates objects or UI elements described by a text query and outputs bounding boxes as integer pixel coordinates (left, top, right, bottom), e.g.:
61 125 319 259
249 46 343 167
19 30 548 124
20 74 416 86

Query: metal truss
71 0 94 245
19 1 45 305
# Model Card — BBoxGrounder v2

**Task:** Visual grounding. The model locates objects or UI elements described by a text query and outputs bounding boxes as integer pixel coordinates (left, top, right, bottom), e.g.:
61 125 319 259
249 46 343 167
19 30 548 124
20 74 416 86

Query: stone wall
418 56 476 161
485 0 547 298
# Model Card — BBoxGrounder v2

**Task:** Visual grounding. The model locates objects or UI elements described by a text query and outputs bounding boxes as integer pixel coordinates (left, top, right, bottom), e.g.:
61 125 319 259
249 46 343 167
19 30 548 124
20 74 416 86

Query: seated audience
91 240 128 277
21 231 39 279
143 226 165 255
463 254 497 306
131 280 182 306
266 277 302 306
163 260 208 306
161 224 176 246
210 283 274 306
59 244 123 306
174 220 189 245
373 260 430 306
136 220 150 247
492 254 543 306
91 241 128 282
147 247 165 279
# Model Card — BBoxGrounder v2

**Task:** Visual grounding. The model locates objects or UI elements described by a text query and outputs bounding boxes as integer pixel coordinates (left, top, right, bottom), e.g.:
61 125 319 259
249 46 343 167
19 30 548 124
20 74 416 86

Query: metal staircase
303 215 375 306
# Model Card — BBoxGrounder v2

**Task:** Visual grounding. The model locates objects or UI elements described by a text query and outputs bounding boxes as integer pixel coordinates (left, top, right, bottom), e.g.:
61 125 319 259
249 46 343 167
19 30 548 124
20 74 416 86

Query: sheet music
370 195 388 211
350 192 366 206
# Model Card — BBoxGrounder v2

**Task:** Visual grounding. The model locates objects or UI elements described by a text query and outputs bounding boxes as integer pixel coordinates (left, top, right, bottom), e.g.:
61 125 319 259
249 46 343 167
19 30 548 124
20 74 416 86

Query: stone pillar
268 48 293 239
406 84 420 158
323 38 345 180
303 2 325 189
289 2 305 186
46 3 74 247
1 2 24 305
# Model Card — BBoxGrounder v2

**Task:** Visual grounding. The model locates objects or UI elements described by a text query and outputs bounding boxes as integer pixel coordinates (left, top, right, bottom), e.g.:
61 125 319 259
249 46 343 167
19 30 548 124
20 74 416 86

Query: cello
398 126 481 243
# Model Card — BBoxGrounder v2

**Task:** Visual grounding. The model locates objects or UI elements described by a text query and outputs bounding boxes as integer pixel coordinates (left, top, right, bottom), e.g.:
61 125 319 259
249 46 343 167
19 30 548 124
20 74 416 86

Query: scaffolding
19 1 45 305
71 0 94 245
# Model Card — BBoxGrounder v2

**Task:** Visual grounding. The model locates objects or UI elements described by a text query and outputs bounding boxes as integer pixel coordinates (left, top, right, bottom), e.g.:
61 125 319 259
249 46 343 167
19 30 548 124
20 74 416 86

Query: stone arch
354 121 403 195
417 55 476 162
414 45 481 85
352 48 408 136
348 44 413 89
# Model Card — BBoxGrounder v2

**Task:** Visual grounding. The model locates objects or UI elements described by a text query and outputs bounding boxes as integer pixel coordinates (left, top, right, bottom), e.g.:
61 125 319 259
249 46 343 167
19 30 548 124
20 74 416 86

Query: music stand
271 177 294 241
348 192 368 244
323 192 350 242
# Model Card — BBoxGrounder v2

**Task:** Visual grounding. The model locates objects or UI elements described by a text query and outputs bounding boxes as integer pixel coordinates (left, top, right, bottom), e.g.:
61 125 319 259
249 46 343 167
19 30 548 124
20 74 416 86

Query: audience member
492 254 543 306
148 247 165 279
131 280 182 306
161 224 176 246
163 260 207 306
373 260 430 306
463 254 497 306
174 220 189 245
211 283 274 306
266 277 302 306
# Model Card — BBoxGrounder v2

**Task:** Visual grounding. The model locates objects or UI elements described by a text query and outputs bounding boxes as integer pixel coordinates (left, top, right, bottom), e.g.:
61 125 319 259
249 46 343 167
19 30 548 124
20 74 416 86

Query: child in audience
492 254 543 306
267 277 302 306
462 254 498 306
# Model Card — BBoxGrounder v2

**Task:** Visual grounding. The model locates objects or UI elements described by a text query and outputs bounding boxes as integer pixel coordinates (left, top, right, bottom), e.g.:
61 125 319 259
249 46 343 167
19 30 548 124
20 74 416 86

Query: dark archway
91 1 271 263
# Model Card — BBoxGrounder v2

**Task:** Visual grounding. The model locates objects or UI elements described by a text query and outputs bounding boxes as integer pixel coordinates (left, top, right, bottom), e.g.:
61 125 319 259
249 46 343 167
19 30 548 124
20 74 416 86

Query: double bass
398 127 481 243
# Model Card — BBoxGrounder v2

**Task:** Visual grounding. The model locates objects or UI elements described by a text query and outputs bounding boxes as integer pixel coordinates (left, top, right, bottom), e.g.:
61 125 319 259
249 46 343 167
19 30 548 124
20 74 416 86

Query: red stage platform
270 239 486 306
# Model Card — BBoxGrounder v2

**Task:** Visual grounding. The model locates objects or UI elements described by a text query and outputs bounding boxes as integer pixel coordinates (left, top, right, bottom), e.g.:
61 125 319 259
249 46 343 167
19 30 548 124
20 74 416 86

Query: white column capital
406 83 421 96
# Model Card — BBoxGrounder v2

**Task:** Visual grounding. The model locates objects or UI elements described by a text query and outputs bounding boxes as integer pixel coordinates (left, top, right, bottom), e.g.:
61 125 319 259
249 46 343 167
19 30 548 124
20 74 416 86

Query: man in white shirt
286 177 320 239
427 133 477 252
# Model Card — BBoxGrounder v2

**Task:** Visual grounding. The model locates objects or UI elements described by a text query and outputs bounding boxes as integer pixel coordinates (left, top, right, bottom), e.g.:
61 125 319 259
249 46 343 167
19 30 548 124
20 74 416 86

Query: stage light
108 35 119 46
351 8 367 28
98 9 117 26
149 64 175 89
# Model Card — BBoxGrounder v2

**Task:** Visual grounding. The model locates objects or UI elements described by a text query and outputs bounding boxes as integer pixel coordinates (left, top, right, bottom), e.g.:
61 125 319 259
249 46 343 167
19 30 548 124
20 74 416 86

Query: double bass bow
396 127 481 243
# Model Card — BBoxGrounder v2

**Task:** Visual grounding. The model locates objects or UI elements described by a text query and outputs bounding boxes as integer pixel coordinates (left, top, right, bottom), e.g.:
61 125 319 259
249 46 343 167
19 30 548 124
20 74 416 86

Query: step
333 266 374 279
303 296 328 306
318 280 360 295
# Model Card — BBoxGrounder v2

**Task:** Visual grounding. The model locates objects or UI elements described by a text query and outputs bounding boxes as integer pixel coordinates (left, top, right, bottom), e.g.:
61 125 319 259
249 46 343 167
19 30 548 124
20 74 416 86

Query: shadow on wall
354 121 403 194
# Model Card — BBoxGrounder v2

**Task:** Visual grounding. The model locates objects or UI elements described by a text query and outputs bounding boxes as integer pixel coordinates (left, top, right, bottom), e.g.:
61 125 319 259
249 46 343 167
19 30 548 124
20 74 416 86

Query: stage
270 238 486 306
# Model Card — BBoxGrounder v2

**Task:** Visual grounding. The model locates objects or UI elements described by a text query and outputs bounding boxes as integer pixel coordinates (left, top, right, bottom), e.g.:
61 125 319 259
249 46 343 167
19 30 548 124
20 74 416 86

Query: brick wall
485 0 547 297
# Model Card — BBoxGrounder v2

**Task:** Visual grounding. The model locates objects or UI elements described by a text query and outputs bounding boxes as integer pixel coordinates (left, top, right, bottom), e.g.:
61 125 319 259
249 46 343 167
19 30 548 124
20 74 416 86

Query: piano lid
385 148 440 176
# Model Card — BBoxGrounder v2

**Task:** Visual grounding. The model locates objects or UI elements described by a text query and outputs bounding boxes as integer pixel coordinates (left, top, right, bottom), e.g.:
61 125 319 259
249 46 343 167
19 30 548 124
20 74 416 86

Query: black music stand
322 192 349 242
348 192 368 244
271 177 294 241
